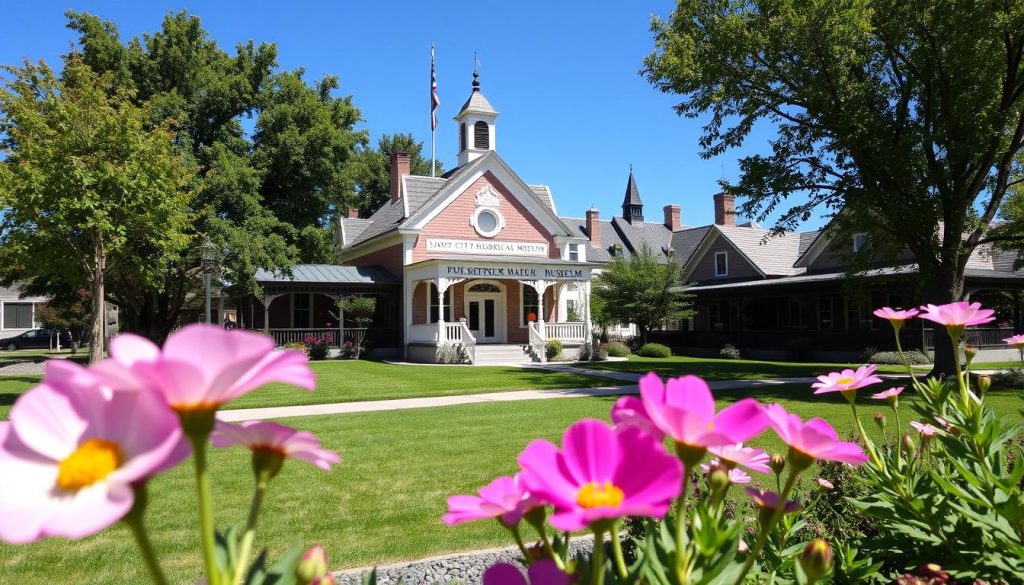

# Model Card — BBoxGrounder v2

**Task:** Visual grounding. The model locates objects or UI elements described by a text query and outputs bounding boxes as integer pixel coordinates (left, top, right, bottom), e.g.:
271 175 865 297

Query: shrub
606 341 631 357
545 339 563 361
637 342 671 358
866 349 931 365
990 367 1024 388
436 343 469 364
719 343 742 360
339 340 359 359
302 335 330 361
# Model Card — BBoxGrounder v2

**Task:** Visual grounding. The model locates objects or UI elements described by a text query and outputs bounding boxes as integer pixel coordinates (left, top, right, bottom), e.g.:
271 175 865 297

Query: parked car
0 328 58 351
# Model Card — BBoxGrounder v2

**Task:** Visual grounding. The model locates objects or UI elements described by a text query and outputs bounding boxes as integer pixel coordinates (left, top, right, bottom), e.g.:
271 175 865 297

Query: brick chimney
713 193 735 226
586 208 601 247
390 151 411 204
347 208 359 219
664 204 681 232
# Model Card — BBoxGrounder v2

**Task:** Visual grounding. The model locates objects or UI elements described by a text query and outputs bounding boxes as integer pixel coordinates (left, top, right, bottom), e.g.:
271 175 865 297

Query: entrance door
465 282 505 343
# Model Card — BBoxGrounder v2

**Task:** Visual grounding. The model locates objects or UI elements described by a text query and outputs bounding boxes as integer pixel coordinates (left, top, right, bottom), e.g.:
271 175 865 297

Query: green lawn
0 360 616 419
2 387 1020 584
0 348 84 365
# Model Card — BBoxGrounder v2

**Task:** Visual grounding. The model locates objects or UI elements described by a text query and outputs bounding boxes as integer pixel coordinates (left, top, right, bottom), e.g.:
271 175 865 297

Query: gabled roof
405 176 448 216
339 218 372 245
611 216 672 256
715 225 808 277
671 226 713 265
254 264 399 285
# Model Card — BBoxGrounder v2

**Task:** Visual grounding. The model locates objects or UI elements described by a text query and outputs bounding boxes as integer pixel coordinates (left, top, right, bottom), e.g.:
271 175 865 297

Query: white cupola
455 70 499 166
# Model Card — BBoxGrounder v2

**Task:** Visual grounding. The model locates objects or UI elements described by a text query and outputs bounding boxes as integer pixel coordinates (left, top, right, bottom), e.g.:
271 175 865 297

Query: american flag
431 44 440 131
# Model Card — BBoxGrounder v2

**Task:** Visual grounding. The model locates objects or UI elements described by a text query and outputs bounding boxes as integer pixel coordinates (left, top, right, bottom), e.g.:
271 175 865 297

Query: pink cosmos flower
871 387 904 401
745 488 801 513
873 307 920 324
518 419 682 531
918 301 995 327
211 420 339 471
910 421 938 437
817 478 834 491
483 560 569 585
701 460 752 484
443 474 540 527
764 404 868 466
1004 334 1024 349
812 365 883 395
104 324 315 410
611 373 767 449
707 443 771 473
0 377 186 543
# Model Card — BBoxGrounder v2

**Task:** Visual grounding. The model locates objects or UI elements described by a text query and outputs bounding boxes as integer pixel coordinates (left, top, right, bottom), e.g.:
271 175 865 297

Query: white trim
681 226 766 281
338 231 404 262
427 281 455 323
852 232 868 253
519 282 541 328
470 207 505 238
463 279 506 343
714 251 729 277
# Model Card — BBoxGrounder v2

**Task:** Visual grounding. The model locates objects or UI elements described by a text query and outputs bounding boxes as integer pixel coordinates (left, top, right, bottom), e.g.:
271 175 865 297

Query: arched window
460 122 467 151
474 121 490 150
469 283 501 293
521 284 539 325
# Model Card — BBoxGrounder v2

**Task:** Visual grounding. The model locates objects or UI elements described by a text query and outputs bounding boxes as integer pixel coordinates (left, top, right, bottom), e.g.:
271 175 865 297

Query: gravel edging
334 538 594 585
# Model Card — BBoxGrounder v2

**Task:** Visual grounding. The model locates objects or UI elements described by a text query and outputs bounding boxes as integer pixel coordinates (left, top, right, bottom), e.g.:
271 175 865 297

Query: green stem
674 472 690 584
733 471 799 585
190 437 222 585
893 405 903 467
610 521 628 580
124 485 170 585
893 325 920 387
510 524 531 561
851 401 883 470
528 518 565 570
592 529 606 585
231 475 269 585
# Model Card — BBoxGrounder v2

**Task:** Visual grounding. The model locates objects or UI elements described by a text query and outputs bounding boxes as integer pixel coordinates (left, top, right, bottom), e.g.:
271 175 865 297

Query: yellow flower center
576 481 624 509
56 438 123 492
836 377 855 386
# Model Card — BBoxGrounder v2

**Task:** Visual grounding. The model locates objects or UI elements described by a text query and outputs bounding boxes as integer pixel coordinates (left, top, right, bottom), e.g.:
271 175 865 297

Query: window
474 121 489 149
568 243 579 262
818 297 834 329
429 283 453 323
521 284 539 325
469 283 501 293
460 122 467 151
853 233 868 253
3 303 33 329
708 302 723 330
292 293 311 328
714 251 729 277
471 207 503 238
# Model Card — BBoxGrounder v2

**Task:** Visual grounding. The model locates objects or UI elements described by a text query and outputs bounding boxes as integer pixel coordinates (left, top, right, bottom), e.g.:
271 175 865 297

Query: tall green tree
349 133 442 217
644 0 1024 374
0 59 194 363
592 244 693 345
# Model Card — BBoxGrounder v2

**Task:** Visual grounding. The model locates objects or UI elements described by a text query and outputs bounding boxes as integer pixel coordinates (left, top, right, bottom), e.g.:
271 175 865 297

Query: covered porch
402 259 594 363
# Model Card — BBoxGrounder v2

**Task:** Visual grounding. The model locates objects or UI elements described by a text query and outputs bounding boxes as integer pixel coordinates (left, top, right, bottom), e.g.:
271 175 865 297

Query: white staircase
472 344 533 366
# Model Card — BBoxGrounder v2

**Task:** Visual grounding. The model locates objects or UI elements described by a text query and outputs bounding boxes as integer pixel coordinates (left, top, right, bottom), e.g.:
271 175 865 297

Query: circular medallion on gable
471 207 504 238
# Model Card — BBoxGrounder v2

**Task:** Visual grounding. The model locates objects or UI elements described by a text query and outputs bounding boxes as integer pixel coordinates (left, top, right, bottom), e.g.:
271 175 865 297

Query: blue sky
1 1 819 230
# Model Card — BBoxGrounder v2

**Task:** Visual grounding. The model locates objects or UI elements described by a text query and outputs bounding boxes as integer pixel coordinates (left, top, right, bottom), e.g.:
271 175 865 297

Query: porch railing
267 328 367 347
528 321 546 363
923 326 1016 349
545 321 587 342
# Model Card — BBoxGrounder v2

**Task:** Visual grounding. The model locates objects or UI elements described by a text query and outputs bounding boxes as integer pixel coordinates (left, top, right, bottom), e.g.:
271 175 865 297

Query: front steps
472 344 533 365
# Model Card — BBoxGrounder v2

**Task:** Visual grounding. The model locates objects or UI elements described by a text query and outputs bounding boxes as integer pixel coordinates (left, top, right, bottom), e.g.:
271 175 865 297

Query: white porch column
0 300 4 331
525 280 552 339
262 293 284 334
403 276 415 360
583 280 593 349
435 277 465 343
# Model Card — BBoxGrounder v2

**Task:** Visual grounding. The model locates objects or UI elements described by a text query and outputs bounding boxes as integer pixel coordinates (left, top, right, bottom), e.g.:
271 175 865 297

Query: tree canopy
592 244 693 345
644 0 1024 372
349 133 442 217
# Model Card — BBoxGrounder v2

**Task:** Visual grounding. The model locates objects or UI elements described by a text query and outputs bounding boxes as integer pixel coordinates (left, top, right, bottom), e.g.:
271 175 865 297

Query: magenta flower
1004 334 1024 349
518 419 682 531
443 474 540 527
764 404 868 466
105 324 315 411
918 301 995 327
745 488 802 513
611 373 767 450
812 365 883 395
211 420 339 471
873 307 920 325
483 560 569 585
701 460 752 484
871 387 904 401
910 421 938 437
707 443 771 473
0 377 186 543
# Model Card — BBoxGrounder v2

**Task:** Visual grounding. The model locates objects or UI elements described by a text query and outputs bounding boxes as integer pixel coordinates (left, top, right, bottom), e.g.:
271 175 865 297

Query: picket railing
267 328 368 347
545 322 587 342
528 321 546 363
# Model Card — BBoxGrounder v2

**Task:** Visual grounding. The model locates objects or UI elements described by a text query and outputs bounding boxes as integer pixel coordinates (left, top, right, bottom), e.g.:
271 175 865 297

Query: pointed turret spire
622 167 644 224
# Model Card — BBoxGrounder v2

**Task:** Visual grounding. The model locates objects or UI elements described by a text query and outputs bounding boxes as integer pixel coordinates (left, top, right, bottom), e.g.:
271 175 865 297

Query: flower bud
874 412 887 430
901 434 916 455
799 539 833 582
709 468 731 493
963 345 978 365
816 478 834 491
977 375 991 395
296 545 329 581
769 454 785 475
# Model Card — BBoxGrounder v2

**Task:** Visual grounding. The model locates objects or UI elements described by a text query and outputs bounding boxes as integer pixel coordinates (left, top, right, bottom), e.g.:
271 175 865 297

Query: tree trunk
924 266 965 379
88 238 105 365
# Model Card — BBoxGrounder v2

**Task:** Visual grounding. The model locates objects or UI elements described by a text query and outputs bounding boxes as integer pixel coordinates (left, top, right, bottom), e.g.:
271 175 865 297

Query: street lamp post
201 237 216 325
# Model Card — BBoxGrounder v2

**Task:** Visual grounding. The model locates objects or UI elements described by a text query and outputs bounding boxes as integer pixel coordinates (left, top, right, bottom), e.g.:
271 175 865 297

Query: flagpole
430 42 436 178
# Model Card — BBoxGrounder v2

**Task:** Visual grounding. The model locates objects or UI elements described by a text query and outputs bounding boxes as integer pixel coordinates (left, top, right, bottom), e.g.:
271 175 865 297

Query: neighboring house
0 285 47 336
658 197 1024 361
239 74 683 363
